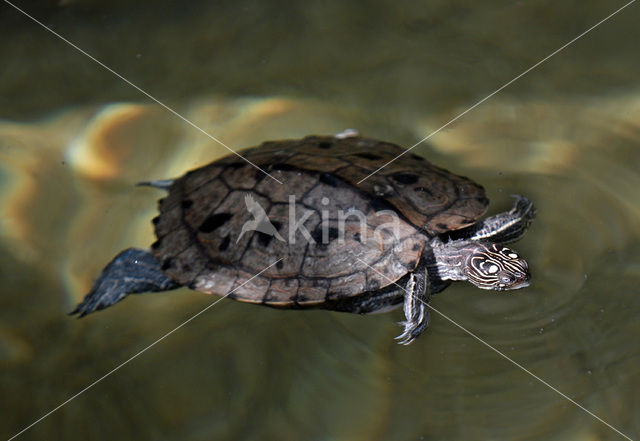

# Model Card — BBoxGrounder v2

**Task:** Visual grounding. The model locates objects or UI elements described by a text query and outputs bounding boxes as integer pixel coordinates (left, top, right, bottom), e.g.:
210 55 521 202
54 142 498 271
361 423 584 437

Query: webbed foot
70 248 179 317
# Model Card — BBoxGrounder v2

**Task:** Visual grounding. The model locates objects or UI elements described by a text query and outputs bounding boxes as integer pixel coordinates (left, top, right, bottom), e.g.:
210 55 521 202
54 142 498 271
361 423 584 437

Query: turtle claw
395 310 430 345
395 322 415 345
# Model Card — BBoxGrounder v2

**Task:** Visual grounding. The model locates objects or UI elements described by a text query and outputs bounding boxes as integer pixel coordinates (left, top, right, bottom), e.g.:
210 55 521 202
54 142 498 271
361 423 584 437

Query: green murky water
1 1 639 440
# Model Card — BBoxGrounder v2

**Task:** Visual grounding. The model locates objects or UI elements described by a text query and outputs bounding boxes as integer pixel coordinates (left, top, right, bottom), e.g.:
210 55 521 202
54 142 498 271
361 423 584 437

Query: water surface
1 1 639 440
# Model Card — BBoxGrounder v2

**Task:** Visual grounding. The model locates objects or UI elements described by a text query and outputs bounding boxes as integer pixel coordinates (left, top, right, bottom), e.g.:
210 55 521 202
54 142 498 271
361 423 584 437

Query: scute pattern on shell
151 136 488 306
233 136 488 234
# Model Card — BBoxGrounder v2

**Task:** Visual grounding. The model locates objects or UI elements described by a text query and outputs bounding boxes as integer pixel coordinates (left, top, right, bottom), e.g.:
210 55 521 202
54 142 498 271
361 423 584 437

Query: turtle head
464 243 530 291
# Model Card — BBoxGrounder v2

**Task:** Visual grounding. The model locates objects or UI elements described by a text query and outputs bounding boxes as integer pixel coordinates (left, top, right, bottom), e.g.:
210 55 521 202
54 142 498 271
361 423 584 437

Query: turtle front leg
396 266 431 345
70 248 180 317
468 195 536 245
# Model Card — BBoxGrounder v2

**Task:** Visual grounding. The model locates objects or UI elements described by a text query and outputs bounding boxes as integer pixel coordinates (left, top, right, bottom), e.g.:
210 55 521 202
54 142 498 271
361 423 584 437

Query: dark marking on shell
412 243 421 251
256 231 274 248
437 223 447 230
319 172 342 188
310 227 322 244
311 226 340 245
219 235 230 251
318 141 332 149
369 197 390 212
410 153 426 161
355 152 383 160
390 173 419 185
199 213 233 233
272 163 298 172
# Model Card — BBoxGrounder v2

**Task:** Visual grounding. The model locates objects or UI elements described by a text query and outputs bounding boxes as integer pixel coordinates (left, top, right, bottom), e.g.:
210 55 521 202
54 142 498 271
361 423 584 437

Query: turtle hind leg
70 248 180 318
396 266 431 345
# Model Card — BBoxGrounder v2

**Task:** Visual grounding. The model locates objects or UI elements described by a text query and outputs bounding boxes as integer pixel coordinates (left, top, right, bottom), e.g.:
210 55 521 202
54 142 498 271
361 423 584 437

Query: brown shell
151 136 488 306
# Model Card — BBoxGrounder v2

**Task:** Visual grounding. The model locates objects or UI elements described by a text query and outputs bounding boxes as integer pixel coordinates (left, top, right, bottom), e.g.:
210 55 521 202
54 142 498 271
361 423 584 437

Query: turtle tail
70 248 180 317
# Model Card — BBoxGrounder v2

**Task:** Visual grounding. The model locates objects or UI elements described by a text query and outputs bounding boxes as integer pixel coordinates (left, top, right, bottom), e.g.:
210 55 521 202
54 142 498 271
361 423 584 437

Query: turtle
72 134 535 344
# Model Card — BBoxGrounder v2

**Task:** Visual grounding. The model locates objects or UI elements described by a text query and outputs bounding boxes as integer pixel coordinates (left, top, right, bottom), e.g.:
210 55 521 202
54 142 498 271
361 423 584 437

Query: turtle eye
499 272 515 285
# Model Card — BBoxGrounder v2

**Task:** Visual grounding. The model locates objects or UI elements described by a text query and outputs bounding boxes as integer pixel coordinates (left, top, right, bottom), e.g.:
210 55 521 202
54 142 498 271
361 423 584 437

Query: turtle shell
151 136 488 306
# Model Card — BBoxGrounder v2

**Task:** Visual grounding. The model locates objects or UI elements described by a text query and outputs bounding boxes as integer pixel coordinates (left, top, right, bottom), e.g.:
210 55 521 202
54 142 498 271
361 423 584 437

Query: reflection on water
2 2 640 440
